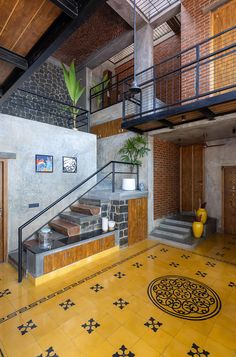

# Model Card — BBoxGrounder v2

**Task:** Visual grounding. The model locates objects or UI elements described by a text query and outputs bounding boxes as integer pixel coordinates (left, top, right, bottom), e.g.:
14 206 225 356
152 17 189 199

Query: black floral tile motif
81 318 100 334
17 319 37 335
90 284 104 292
222 246 230 250
59 299 75 311
112 345 135 357
181 254 190 259
148 255 157 260
113 298 129 310
0 289 11 298
37 346 58 357
215 252 224 257
187 343 210 356
114 272 126 279
195 271 207 277
169 262 179 267
132 262 143 268
228 282 236 288
206 261 216 267
160 248 168 253
144 317 163 332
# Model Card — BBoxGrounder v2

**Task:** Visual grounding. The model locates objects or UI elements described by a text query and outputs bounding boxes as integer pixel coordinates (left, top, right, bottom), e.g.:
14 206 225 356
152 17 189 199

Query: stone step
151 230 192 243
159 223 191 234
79 197 104 207
60 211 101 225
70 203 101 216
152 228 189 240
49 219 80 237
163 218 193 228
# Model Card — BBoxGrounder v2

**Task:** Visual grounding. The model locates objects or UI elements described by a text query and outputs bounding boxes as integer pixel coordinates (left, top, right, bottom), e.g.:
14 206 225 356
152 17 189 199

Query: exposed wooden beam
0 0 105 104
166 16 181 34
0 47 28 70
49 0 78 18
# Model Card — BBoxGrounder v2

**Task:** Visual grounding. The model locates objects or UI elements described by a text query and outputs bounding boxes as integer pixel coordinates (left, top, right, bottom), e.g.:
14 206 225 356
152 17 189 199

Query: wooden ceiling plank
0 0 19 34
0 0 48 52
11 0 47 53
11 1 61 56
0 0 105 103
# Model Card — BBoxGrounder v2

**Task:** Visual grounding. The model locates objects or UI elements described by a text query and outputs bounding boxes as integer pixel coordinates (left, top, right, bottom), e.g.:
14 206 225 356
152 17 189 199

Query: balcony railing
90 65 134 114
122 25 236 125
3 89 89 131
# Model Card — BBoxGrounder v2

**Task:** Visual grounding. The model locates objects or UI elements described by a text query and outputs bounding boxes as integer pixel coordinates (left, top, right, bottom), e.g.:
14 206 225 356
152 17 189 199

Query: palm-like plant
61 60 85 130
92 73 110 108
118 135 150 172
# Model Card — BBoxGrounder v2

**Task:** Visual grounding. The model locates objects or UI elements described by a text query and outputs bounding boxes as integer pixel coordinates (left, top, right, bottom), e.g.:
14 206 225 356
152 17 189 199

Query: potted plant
196 201 208 224
61 60 85 130
118 135 150 190
192 214 204 239
92 72 110 109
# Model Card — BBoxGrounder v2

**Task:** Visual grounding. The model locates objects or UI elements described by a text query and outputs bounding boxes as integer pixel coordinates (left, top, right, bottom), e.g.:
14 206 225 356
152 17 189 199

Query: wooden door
212 0 236 91
181 145 204 212
128 197 147 245
223 166 236 234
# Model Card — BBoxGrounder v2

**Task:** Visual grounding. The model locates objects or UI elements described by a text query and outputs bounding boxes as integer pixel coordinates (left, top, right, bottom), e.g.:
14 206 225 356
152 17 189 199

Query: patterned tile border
0 240 235 325
0 243 160 324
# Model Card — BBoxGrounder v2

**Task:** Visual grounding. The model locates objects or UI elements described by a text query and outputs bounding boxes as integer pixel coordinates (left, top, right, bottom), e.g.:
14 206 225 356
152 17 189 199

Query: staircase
151 214 217 246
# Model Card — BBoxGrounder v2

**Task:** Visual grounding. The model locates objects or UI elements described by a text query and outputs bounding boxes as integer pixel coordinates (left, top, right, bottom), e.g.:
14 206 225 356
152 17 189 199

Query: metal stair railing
18 160 139 282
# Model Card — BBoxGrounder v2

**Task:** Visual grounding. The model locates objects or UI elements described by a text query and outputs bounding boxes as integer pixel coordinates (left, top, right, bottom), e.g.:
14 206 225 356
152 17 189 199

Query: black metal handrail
122 25 236 122
18 160 139 282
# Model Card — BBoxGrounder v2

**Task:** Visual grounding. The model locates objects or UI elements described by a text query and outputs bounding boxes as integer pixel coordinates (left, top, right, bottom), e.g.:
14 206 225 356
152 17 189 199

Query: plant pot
122 178 136 191
192 221 204 239
196 208 208 224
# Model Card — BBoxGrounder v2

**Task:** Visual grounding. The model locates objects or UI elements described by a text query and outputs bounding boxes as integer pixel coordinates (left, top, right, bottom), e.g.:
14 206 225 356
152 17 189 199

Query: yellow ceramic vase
192 221 204 239
196 208 207 224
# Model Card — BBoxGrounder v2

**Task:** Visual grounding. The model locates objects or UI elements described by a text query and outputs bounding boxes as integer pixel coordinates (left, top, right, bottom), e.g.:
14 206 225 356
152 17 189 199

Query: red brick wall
115 34 181 104
181 0 218 100
153 137 180 219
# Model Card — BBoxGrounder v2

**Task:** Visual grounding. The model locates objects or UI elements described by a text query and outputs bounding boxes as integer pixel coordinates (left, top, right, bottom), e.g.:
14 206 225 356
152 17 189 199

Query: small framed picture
63 156 77 173
35 155 53 173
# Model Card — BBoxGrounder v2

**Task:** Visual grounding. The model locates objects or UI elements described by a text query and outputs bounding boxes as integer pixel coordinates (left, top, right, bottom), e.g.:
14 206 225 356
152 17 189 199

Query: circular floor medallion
147 275 221 320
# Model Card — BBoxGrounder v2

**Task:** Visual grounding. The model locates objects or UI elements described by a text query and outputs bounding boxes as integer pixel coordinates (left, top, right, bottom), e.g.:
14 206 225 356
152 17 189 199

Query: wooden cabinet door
223 166 236 234
128 198 147 245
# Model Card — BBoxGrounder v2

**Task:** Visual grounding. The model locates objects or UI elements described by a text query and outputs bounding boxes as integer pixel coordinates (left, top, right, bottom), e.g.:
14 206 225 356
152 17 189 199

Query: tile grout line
0 243 161 324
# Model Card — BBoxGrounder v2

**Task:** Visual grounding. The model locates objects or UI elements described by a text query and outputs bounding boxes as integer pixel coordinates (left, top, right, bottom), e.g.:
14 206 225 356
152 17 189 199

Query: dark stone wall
0 61 75 128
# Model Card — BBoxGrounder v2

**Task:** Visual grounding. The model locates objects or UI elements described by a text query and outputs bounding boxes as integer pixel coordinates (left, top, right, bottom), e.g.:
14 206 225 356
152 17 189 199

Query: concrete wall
205 138 236 231
0 114 97 251
97 132 154 232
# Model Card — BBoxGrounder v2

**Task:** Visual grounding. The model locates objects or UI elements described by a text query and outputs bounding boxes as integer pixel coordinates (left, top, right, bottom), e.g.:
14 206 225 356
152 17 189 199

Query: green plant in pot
61 60 85 130
92 73 110 109
118 135 150 190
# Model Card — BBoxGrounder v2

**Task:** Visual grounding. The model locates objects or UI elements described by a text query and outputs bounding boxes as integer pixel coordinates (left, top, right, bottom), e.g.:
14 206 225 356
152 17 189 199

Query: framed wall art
35 154 53 173
62 156 77 173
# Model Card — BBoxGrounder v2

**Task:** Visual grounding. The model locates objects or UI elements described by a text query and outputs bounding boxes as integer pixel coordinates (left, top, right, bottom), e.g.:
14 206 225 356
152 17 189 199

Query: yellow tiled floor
0 233 236 356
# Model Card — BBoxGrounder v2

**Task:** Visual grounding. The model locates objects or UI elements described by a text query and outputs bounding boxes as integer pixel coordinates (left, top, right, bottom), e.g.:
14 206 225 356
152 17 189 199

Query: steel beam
0 0 105 104
0 47 28 70
49 0 78 18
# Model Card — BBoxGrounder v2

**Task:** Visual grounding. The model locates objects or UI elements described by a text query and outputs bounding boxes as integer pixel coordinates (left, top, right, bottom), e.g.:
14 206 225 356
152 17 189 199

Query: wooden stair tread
49 219 80 237
71 203 101 216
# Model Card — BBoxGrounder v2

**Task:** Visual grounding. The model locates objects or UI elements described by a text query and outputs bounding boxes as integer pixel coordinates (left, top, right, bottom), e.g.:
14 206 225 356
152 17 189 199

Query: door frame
222 165 236 233
0 159 8 262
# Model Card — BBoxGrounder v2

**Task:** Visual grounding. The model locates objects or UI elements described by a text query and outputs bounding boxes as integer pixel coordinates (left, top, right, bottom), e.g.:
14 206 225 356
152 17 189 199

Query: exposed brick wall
153 137 180 219
115 34 181 104
181 0 218 100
